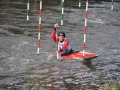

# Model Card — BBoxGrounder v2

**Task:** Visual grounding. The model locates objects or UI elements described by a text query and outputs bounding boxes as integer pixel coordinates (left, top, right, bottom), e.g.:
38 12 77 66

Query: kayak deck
60 51 99 60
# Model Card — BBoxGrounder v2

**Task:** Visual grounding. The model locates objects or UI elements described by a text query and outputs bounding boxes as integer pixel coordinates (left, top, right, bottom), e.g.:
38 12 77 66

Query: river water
0 0 120 90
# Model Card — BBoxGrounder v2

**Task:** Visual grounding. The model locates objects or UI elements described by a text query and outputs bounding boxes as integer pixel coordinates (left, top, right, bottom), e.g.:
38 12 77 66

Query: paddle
54 23 60 60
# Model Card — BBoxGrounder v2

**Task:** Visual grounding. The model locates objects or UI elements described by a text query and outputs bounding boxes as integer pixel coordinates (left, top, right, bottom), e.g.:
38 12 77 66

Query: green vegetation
98 80 120 90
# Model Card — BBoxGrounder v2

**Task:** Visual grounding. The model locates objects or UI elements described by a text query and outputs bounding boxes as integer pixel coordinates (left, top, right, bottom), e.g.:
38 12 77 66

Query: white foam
88 19 105 24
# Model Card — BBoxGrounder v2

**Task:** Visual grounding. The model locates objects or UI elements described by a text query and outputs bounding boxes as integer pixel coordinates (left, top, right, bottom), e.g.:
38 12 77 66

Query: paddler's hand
56 50 60 54
54 23 59 28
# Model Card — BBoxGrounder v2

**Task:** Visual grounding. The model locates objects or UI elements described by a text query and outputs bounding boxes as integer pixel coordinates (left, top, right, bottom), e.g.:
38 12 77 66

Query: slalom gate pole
79 0 81 7
27 0 30 20
111 0 114 10
83 0 88 58
37 0 42 55
61 0 64 25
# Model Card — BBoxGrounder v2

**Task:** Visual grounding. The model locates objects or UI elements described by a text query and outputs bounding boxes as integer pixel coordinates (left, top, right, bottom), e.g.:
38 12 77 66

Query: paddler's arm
51 28 57 43
51 23 59 44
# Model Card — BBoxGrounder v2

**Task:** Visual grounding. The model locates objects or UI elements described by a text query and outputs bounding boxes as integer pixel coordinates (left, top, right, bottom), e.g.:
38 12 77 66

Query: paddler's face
58 36 65 42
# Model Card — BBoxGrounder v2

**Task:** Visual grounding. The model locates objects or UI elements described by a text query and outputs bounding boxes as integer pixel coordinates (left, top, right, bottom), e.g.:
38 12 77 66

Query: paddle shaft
61 0 64 25
55 27 60 60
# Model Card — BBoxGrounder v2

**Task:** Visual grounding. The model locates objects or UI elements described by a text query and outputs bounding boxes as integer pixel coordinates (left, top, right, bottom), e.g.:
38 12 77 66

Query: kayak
60 51 99 60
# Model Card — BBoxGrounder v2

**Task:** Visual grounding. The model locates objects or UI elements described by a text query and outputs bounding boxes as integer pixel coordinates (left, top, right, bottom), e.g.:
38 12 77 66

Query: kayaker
51 23 74 56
